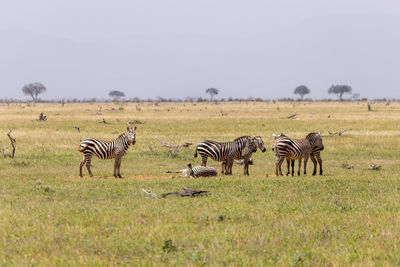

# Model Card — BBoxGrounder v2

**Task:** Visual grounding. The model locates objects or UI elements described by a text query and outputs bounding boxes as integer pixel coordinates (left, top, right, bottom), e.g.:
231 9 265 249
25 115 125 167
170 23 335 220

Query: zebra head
126 126 137 145
253 136 266 152
306 132 324 151
245 138 258 153
271 133 286 151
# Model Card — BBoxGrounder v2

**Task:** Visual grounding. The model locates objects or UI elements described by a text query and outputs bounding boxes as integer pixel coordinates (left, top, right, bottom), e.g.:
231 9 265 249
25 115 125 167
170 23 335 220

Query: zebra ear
127 126 130 131
133 126 137 131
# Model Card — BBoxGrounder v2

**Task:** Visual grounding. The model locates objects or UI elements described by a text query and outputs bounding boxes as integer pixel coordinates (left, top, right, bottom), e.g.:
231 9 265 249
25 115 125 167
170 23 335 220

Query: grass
1 101 400 265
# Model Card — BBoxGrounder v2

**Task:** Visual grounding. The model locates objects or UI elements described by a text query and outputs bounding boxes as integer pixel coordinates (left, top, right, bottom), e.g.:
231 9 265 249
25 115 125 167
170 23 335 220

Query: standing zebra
225 137 259 175
283 132 325 176
78 126 136 178
273 133 311 176
194 136 266 174
273 132 324 176
307 132 324 175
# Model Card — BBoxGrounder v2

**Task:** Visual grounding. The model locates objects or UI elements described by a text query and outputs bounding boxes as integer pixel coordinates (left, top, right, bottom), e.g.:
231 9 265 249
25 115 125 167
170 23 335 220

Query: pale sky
1 0 400 100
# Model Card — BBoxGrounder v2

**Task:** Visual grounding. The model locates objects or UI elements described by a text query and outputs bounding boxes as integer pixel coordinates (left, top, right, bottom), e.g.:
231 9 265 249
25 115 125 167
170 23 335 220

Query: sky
1 0 400 100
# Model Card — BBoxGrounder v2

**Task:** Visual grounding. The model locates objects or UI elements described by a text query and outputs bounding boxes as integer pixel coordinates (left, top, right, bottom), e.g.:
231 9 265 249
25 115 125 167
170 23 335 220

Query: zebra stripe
78 126 136 178
225 137 260 175
194 136 251 174
273 134 312 176
306 132 324 175
273 132 324 176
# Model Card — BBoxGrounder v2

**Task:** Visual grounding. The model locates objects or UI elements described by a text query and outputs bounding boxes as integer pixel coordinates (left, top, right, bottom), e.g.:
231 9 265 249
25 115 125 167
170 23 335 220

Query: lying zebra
224 137 258 175
78 126 136 178
195 136 266 175
272 132 324 176
167 163 217 178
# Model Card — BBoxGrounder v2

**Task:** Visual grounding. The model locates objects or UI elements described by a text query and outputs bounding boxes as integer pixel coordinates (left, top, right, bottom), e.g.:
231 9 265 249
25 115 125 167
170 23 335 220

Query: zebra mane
233 136 251 141
306 132 320 138
118 131 129 138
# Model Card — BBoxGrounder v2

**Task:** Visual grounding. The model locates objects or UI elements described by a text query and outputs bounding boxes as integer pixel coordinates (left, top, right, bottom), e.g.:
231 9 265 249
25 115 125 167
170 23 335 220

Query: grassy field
1 101 400 266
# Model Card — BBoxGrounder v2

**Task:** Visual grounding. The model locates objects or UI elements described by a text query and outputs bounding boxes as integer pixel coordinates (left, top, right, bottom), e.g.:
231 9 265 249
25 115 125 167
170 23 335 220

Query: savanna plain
1 101 400 266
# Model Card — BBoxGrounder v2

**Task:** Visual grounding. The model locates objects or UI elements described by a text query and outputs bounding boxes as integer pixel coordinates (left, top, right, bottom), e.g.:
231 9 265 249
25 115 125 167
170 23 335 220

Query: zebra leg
114 156 122 178
85 156 93 177
79 155 85 177
316 154 323 175
225 158 233 175
286 159 290 176
201 157 207 167
291 160 295 176
117 157 123 178
278 157 285 176
244 157 250 175
275 155 281 176
297 158 302 176
310 154 317 175
303 155 309 175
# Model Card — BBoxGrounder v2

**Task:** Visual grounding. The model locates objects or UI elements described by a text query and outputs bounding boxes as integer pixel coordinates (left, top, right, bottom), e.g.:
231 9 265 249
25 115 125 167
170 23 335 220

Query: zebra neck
117 135 131 150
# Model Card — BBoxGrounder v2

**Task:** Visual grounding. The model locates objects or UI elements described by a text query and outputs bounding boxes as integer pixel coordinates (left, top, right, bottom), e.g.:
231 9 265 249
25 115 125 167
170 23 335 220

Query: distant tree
351 93 360 100
294 85 310 100
22 82 46 102
109 90 125 101
328 85 352 100
205 88 219 101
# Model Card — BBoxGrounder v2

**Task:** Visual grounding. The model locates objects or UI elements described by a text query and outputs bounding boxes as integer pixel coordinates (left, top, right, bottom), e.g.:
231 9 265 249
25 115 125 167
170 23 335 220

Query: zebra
78 126 136 178
307 132 324 175
167 163 217 178
273 132 324 176
273 133 312 176
194 136 266 175
272 133 297 176
282 132 325 176
225 137 259 175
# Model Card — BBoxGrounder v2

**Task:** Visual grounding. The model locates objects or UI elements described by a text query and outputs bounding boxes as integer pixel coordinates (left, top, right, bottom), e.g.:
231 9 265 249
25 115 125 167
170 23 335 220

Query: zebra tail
78 144 89 152
194 147 198 158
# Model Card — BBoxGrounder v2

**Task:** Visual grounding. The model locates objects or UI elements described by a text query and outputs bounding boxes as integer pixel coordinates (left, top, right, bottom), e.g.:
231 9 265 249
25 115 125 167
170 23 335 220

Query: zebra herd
77 127 324 178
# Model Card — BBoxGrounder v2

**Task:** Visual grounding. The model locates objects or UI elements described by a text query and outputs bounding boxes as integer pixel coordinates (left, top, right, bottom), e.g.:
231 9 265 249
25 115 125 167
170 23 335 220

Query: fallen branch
287 113 297 119
154 136 192 156
368 164 381 170
141 187 211 198
36 112 47 121
72 126 80 132
128 120 145 125
328 129 347 136
342 163 354 169
97 118 111 124
94 106 102 115
0 129 16 158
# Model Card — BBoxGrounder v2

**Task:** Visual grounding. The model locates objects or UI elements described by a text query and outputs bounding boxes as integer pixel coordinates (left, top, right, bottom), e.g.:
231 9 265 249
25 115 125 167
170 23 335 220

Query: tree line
20 82 359 102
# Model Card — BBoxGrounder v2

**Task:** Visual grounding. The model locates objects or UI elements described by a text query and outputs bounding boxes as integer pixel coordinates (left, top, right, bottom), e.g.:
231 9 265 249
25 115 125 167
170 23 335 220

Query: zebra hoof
312 172 316 176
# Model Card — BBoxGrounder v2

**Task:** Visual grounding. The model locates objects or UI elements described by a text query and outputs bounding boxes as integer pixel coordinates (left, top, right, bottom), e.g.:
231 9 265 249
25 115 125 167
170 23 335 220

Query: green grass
1 101 400 265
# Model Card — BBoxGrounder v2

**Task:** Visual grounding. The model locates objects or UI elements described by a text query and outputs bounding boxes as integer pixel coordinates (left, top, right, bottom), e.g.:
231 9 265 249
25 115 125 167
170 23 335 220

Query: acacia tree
205 88 219 101
109 90 125 101
351 93 360 100
22 82 46 102
294 85 310 100
328 85 352 100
